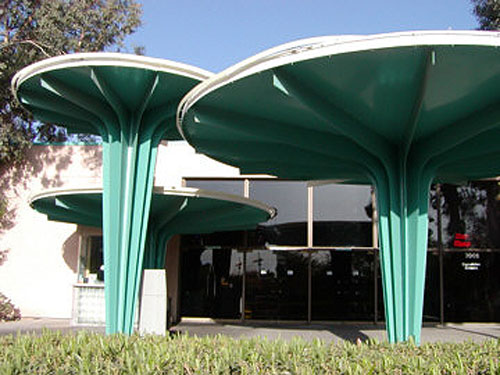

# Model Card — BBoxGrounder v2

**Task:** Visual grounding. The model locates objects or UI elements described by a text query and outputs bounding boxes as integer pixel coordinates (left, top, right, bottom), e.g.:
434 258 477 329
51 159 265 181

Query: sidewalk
1 317 499 344
173 319 500 343
0 318 104 336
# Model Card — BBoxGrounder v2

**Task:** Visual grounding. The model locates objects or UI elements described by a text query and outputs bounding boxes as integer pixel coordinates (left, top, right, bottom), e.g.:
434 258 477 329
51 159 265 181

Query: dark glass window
245 250 308 320
180 248 243 319
427 185 439 249
250 181 308 246
78 236 103 283
439 182 500 249
311 250 375 320
443 251 500 322
182 231 245 248
176 179 500 324
313 184 372 246
422 251 440 322
185 179 244 196
425 181 500 323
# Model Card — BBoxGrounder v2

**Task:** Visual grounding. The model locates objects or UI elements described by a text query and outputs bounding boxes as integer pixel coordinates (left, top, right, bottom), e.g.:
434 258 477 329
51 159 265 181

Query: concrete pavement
173 319 500 343
1 317 499 343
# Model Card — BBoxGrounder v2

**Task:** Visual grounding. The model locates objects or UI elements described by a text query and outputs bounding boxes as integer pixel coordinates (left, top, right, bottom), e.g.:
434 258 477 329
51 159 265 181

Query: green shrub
0 292 21 322
0 331 498 374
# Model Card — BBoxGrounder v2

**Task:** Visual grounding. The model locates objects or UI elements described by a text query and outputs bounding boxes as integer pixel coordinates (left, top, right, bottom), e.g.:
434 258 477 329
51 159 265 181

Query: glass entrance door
245 250 308 320
180 248 243 319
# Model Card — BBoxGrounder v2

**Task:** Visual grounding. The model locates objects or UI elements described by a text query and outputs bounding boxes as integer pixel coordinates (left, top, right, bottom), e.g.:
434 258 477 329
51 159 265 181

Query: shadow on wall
63 232 80 273
0 249 8 266
0 145 103 265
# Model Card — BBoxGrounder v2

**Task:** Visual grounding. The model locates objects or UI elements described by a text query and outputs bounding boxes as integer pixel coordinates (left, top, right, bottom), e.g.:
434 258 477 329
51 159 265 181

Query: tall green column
101 133 160 334
268 64 435 343
374 159 433 343
69 70 169 335
13 53 211 334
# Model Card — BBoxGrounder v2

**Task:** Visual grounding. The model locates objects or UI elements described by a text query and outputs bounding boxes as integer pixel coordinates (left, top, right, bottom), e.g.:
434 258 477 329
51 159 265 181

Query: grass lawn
0 331 498 374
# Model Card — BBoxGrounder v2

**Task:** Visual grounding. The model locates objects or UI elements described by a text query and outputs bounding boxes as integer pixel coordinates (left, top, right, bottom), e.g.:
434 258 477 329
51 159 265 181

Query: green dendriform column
102 130 160 334
143 226 171 270
143 196 187 270
99 73 168 334
375 160 433 344
13 54 211 336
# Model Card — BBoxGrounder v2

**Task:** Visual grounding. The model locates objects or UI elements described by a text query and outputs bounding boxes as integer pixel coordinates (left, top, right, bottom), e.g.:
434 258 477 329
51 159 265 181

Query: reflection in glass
245 250 308 320
78 236 103 283
176 179 500 324
313 184 372 246
180 248 243 319
423 251 440 321
250 181 308 246
427 185 439 248
443 251 500 321
311 250 374 320
439 181 500 249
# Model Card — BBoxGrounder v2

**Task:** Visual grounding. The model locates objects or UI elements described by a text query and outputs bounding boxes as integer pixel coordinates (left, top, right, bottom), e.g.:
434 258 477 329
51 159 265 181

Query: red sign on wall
454 233 471 248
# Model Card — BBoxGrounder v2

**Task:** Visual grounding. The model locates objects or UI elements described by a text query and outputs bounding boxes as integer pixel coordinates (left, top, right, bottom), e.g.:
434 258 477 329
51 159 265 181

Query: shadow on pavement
446 325 500 340
171 320 385 343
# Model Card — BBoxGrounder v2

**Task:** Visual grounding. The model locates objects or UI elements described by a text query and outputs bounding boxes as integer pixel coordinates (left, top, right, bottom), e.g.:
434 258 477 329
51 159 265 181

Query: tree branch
0 39 54 57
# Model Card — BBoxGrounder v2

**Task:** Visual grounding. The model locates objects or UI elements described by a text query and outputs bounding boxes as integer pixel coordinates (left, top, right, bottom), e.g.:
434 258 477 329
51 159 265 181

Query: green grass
0 331 498 374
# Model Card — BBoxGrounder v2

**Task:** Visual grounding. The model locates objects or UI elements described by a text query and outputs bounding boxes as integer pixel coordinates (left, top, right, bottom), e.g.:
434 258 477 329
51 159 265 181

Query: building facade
1 142 498 325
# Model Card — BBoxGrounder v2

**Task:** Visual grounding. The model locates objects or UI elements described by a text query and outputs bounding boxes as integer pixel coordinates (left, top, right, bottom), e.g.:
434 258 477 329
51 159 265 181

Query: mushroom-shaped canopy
31 186 276 268
13 53 211 140
179 31 500 183
13 53 213 335
178 31 500 343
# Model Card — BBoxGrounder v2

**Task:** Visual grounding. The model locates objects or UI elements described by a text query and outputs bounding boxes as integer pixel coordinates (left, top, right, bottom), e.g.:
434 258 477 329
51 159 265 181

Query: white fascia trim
29 187 103 206
12 52 213 103
157 186 277 218
177 30 500 138
30 186 276 219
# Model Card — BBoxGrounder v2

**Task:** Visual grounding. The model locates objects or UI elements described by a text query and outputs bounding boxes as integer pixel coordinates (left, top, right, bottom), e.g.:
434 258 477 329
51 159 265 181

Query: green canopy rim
12 52 213 104
30 186 277 219
29 187 102 208
176 29 500 139
154 186 277 218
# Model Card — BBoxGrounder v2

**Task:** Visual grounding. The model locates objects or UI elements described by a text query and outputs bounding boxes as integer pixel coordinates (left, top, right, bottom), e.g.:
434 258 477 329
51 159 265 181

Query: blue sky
125 0 478 72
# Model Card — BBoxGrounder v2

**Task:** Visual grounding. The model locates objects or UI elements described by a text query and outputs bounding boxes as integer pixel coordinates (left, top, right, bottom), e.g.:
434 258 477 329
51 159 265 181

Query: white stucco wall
154 141 241 187
0 145 102 318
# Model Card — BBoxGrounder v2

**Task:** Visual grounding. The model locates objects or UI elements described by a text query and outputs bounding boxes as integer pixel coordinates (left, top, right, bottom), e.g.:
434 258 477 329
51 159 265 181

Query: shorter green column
30 186 276 331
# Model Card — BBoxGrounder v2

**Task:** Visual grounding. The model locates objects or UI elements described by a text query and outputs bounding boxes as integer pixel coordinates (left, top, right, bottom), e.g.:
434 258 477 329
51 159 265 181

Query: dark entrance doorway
180 248 243 319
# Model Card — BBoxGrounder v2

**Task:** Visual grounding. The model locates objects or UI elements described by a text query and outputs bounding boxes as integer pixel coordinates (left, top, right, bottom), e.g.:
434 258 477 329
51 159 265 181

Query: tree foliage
0 0 142 167
472 0 500 30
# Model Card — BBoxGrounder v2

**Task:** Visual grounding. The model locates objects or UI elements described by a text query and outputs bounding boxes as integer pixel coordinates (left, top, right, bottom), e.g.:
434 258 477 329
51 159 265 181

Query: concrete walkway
0 318 104 336
174 319 500 343
1 317 499 344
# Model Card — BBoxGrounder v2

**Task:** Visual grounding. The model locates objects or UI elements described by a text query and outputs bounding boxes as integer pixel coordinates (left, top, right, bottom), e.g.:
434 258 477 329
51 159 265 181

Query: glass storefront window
443 251 500 321
180 248 243 319
177 178 500 324
250 180 308 246
439 182 500 249
313 184 372 247
427 185 439 249
311 250 375 320
423 251 440 322
245 250 308 320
